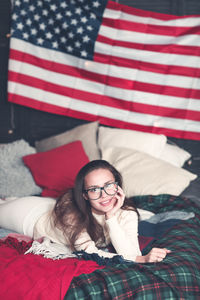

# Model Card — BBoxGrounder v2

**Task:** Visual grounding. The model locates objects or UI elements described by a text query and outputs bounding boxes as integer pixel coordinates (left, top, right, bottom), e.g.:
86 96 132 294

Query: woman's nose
101 188 107 198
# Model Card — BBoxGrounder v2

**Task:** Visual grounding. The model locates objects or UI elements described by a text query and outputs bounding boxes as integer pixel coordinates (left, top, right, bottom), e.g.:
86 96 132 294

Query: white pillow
161 143 191 167
98 126 191 167
102 147 197 197
98 126 167 158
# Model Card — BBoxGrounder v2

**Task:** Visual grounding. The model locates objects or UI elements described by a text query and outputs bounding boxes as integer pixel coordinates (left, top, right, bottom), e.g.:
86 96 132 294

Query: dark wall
0 0 13 142
118 0 200 15
0 0 200 162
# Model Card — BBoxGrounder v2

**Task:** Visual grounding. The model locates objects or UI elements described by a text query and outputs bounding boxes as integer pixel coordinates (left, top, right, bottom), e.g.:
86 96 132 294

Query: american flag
8 0 200 140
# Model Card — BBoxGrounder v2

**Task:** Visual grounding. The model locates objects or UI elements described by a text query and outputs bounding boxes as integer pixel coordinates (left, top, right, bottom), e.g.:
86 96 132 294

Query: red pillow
23 141 89 198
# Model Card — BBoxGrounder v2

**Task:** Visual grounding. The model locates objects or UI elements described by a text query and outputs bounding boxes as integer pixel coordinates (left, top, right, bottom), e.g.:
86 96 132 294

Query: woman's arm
104 187 141 261
74 230 119 258
104 187 171 262
105 210 141 261
136 248 171 263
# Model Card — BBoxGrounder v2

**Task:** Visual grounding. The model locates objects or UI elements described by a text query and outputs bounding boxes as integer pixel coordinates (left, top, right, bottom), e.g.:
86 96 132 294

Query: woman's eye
106 183 114 188
90 188 99 193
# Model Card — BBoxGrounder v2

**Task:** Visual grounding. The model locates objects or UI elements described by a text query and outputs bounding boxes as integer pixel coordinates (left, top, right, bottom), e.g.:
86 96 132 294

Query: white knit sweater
34 206 142 261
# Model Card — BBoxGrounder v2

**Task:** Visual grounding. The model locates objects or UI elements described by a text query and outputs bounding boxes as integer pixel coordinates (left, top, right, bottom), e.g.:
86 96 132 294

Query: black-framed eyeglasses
84 182 118 200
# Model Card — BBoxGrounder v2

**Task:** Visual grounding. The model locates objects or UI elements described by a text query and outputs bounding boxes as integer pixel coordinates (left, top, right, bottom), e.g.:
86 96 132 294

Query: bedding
23 141 89 198
1 122 200 299
2 0 200 297
102 146 197 197
35 121 100 161
1 123 199 206
65 194 200 299
0 194 200 299
1 123 198 199
0 140 42 198
180 178 200 207
0 236 104 300
98 126 191 167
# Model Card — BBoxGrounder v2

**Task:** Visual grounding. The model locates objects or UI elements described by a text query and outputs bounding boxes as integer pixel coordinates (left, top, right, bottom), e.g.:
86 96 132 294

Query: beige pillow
35 121 100 161
98 126 167 158
161 143 191 167
102 147 197 197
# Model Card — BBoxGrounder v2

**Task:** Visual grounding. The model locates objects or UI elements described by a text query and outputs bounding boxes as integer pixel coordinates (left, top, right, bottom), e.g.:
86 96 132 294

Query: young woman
0 160 170 263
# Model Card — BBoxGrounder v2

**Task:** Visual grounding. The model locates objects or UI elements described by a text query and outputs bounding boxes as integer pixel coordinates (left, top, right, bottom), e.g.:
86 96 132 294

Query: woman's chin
92 198 115 214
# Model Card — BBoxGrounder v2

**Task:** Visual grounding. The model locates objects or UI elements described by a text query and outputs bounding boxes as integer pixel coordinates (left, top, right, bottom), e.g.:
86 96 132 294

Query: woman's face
84 168 118 215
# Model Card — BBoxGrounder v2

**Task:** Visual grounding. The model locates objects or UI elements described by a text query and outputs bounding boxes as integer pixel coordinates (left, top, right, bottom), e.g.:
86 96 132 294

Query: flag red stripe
96 34 200 59
8 70 104 105
69 110 200 141
8 70 200 121
9 49 200 100
8 92 200 141
102 17 200 37
11 47 200 85
10 48 200 89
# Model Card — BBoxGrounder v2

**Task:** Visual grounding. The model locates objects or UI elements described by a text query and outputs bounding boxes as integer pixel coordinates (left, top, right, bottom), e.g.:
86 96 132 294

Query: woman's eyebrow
86 180 114 189
86 185 100 189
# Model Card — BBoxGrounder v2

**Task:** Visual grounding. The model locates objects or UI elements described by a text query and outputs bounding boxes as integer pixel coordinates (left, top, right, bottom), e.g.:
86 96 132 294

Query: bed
0 121 200 299
1 0 200 297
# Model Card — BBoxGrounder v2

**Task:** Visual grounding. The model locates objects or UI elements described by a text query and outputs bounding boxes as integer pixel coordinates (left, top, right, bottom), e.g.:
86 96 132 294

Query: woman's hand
136 248 171 263
105 186 125 220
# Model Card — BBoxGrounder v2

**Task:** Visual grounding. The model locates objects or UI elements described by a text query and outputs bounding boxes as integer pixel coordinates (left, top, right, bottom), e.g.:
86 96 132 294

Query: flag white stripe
9 82 71 107
8 58 200 112
95 39 200 69
11 38 200 80
8 81 200 133
99 23 200 47
9 53 200 92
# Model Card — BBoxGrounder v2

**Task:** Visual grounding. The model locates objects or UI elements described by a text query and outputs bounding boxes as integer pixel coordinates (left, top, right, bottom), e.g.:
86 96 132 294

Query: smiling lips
100 198 113 206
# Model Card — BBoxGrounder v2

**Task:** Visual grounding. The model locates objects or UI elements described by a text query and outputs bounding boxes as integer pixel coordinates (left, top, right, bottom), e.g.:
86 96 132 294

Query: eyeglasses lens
104 183 118 195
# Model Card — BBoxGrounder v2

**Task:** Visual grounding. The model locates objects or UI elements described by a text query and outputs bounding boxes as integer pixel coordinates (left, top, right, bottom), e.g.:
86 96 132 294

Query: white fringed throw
25 237 76 260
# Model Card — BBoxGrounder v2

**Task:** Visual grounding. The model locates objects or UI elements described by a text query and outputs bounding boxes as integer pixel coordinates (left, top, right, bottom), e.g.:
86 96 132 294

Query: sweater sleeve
75 210 141 262
105 210 141 261
34 210 119 259
74 231 119 259
34 209 141 262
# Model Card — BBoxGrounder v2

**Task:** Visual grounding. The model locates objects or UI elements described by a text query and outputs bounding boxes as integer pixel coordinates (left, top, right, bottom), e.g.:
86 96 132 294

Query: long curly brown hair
53 160 138 251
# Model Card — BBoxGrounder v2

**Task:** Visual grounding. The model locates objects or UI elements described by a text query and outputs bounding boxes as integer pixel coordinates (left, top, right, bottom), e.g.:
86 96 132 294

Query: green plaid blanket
65 194 200 299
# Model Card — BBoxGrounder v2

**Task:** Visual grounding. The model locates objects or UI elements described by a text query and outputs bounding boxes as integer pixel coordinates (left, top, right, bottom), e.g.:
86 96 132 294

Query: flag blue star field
8 0 200 140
